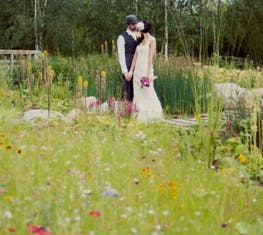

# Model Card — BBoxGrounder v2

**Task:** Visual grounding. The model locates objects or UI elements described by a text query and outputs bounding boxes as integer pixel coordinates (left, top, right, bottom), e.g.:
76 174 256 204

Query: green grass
0 109 262 235
0 55 262 234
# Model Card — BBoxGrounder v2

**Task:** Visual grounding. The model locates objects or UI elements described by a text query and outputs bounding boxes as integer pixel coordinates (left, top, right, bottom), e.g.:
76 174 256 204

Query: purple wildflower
107 97 115 106
227 121 233 130
125 102 134 115
220 131 227 137
231 131 237 137
140 77 150 87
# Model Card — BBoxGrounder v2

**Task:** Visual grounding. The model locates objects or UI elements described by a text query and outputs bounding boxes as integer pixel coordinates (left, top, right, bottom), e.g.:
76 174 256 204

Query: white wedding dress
133 36 163 122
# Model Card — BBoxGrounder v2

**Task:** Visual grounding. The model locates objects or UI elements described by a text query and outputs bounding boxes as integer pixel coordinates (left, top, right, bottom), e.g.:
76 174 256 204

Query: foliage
2 54 263 116
0 0 263 64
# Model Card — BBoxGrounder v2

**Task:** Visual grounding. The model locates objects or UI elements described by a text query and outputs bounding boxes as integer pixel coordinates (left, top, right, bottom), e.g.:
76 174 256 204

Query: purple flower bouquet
140 77 150 87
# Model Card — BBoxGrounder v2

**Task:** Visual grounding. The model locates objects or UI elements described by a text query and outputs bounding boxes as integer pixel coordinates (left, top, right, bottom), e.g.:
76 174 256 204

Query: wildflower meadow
0 53 262 235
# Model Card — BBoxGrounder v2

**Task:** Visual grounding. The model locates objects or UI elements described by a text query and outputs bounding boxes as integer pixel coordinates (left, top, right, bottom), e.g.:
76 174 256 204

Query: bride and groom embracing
117 15 163 122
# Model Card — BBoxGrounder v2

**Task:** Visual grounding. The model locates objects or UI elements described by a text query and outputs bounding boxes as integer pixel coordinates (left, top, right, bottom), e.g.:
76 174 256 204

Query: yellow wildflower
86 174 94 180
146 172 154 178
83 80 89 88
6 145 12 150
221 167 236 175
38 71 43 80
42 50 48 57
100 70 107 78
26 62 32 74
142 166 154 178
194 113 202 120
77 75 83 87
4 195 14 201
157 185 168 194
0 133 6 138
48 66 55 81
0 141 4 147
158 181 178 199
167 181 176 188
238 153 246 163
142 166 150 173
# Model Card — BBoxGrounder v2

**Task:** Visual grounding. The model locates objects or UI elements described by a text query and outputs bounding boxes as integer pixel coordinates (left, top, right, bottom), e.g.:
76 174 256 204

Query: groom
117 15 142 102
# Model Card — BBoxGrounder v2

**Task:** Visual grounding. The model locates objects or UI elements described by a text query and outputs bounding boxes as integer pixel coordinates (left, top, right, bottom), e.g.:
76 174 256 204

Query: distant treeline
0 0 262 64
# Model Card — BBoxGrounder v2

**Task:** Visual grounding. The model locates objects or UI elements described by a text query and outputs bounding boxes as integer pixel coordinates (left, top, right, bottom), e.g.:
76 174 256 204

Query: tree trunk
134 0 138 14
199 0 203 63
216 0 221 64
164 0 168 61
34 0 39 50
39 0 48 51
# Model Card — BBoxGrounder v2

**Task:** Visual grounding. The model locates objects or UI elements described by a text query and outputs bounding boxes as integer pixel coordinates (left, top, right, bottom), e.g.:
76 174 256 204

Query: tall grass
154 67 211 114
49 55 211 114
4 55 212 114
1 54 261 118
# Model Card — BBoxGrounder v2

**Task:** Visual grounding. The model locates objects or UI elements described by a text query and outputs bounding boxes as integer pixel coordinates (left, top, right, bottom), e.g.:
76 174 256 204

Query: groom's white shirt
117 28 137 74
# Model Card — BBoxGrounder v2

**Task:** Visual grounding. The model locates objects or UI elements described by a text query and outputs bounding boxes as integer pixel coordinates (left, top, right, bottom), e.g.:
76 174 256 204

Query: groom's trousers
123 75 134 102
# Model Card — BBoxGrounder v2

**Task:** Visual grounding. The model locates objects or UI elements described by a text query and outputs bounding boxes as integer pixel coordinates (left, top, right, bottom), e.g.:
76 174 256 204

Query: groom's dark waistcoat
122 32 140 71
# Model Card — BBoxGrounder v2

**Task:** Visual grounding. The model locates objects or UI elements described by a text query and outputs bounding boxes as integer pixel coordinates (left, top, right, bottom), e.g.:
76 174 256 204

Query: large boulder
22 109 65 122
251 88 263 108
213 83 255 109
238 88 255 107
251 88 263 100
213 83 242 108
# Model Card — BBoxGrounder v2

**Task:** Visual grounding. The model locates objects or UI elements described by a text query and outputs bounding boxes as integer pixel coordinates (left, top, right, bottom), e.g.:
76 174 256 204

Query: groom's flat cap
126 15 137 24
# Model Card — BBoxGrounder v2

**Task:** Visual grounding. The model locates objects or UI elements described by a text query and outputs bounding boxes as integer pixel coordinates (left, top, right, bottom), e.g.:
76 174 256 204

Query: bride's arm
128 49 138 77
147 37 156 80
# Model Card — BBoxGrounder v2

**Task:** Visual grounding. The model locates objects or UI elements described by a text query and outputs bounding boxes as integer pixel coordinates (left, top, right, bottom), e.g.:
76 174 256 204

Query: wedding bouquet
140 77 151 87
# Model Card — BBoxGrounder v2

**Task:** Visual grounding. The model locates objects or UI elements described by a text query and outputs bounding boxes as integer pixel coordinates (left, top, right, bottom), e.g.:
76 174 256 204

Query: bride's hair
141 21 152 34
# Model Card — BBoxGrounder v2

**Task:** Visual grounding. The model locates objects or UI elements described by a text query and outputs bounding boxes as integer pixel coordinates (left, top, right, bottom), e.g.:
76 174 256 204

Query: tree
0 0 262 64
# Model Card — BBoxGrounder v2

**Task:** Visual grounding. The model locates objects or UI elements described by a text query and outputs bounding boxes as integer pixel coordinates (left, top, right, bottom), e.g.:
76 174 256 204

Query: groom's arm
117 35 128 74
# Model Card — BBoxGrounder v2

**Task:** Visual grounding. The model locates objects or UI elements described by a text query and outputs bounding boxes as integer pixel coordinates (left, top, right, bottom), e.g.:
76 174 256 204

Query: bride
128 21 163 122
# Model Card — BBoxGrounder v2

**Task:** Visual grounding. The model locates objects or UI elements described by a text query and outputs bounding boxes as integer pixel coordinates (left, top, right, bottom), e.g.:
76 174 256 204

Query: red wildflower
89 210 102 217
8 227 16 233
27 225 52 235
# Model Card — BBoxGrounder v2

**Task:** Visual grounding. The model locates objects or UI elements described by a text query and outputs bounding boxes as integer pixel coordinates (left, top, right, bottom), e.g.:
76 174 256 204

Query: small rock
100 101 109 113
75 96 97 109
65 108 82 122
22 109 65 122
133 178 139 184
103 188 119 198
